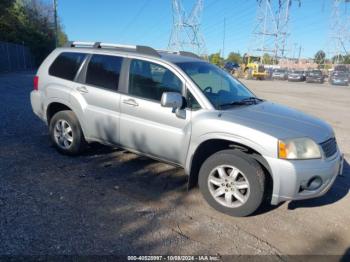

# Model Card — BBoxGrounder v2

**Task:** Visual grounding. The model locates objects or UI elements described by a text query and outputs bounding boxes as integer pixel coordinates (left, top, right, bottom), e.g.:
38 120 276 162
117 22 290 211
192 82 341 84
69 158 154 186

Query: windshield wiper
219 97 264 109
240 97 264 103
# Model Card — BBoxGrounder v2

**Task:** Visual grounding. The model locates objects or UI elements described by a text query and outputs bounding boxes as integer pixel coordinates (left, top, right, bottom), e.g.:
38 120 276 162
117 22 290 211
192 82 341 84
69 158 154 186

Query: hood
307 74 322 78
289 73 302 77
332 75 348 81
221 101 333 143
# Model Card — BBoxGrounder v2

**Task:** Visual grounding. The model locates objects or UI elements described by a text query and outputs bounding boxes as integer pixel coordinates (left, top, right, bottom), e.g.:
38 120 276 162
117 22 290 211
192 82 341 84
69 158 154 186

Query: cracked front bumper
266 150 342 205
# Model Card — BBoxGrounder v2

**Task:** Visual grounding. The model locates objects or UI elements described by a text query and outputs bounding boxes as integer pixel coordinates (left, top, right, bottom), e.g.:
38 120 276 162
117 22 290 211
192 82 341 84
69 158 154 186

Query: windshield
176 62 256 109
274 69 285 73
333 72 348 77
309 70 321 75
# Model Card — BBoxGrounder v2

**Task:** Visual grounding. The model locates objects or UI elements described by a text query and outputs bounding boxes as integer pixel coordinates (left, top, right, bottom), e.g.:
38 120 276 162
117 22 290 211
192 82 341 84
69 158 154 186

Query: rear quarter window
49 52 86 81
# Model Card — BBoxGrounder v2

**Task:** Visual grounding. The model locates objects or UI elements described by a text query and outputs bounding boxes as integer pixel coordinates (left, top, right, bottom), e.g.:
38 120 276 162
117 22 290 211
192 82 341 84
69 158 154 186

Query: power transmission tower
328 0 350 64
250 0 294 63
168 0 207 57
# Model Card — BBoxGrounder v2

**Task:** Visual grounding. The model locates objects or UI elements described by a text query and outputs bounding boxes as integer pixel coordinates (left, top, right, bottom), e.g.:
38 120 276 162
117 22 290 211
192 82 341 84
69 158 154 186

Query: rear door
119 58 191 165
76 54 124 144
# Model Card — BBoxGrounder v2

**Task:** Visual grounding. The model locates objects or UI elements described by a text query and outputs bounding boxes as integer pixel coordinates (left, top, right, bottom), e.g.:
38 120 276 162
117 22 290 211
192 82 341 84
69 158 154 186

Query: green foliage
344 55 350 64
0 0 68 65
314 50 326 67
209 53 224 66
226 52 242 64
262 53 273 65
331 54 350 64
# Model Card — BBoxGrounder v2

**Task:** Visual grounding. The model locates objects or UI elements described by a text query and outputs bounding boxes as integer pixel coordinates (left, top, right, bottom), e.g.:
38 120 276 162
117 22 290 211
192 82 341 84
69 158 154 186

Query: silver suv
31 41 344 216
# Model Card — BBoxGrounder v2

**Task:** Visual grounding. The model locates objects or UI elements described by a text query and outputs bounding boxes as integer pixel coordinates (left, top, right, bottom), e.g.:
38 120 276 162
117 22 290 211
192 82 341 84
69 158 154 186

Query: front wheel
49 110 86 155
198 150 265 217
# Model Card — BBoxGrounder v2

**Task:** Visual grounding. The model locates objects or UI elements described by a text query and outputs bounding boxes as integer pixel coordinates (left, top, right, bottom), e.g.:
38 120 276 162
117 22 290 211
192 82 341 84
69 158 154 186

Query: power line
119 0 149 41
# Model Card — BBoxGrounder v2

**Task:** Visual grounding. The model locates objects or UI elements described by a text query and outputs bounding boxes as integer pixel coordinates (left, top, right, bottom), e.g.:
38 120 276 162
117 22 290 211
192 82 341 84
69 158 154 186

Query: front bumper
331 80 349 86
272 75 286 80
306 78 323 83
288 77 303 81
266 150 343 205
252 72 268 77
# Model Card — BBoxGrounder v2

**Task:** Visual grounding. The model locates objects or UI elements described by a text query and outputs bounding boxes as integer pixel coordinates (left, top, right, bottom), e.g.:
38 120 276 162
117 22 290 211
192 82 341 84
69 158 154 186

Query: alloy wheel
208 165 250 208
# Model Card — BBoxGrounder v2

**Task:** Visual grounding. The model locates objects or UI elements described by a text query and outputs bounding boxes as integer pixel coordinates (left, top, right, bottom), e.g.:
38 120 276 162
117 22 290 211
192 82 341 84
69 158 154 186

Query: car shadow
341 248 350 262
81 142 122 156
288 158 350 210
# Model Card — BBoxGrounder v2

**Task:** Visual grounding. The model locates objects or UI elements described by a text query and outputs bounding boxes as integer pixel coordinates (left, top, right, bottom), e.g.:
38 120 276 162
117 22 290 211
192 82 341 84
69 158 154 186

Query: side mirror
161 92 183 109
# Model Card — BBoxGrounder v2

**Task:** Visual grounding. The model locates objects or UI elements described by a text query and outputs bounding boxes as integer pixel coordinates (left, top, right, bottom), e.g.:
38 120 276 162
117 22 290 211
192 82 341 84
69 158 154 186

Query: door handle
122 98 139 106
76 86 89 93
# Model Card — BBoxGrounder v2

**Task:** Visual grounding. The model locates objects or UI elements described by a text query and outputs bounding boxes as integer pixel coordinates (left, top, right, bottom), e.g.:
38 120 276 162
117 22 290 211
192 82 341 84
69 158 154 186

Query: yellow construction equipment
237 54 269 80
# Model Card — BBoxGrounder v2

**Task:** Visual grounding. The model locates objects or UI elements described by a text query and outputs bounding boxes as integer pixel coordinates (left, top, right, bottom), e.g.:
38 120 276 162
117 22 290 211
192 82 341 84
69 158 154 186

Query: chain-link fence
0 41 35 72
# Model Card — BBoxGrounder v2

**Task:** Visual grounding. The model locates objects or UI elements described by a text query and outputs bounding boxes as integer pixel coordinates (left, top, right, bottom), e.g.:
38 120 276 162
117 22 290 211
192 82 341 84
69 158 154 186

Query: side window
128 59 182 101
49 52 86 81
85 54 123 90
187 91 201 110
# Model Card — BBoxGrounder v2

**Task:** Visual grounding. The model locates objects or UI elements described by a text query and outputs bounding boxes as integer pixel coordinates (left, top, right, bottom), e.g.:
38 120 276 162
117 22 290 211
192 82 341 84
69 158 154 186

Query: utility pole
168 0 207 57
292 42 297 60
53 0 58 47
222 17 226 59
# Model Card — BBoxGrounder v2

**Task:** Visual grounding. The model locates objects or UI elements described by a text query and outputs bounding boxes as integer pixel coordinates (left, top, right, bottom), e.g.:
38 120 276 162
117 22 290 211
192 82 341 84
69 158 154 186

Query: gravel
0 72 349 257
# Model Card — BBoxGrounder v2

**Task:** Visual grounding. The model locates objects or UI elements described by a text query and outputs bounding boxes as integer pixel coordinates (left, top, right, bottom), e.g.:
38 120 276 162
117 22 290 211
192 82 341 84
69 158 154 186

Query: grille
258 65 265 72
320 137 337 158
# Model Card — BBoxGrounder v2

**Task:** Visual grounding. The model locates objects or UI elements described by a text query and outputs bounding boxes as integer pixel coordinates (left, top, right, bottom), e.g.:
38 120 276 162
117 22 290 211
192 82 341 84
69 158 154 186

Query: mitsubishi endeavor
30 41 344 216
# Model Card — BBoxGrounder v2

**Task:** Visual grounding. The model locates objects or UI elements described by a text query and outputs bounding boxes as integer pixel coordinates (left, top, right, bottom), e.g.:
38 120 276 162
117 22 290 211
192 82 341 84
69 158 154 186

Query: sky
50 0 341 59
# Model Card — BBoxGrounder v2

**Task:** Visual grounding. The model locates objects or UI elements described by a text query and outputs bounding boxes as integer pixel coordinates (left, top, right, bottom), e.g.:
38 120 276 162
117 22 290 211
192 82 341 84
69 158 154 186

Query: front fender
184 132 274 176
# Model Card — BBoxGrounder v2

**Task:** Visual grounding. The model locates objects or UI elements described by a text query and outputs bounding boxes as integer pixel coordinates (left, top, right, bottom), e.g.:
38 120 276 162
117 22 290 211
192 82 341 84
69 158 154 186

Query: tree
226 52 242 64
262 53 273 64
332 54 350 64
0 0 68 65
343 55 350 64
314 50 326 68
209 53 224 66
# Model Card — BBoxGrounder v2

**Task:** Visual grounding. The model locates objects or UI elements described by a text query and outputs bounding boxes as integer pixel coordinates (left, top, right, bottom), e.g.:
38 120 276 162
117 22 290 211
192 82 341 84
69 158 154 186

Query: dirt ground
0 73 349 258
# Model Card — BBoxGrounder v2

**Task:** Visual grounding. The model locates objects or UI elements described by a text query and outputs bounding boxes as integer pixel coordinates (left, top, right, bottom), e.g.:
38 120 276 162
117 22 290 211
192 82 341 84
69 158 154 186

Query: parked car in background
329 71 349 86
272 68 288 80
288 70 306 82
306 70 324 83
224 61 240 74
30 41 344 217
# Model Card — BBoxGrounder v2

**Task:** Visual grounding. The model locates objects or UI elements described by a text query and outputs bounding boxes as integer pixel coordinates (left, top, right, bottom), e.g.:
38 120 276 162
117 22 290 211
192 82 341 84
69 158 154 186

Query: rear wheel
198 150 265 217
49 110 86 155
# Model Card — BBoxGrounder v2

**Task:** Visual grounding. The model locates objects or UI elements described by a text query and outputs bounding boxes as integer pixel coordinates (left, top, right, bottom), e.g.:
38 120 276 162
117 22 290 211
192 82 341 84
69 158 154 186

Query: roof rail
65 41 101 48
178 51 201 59
64 41 161 58
157 49 201 59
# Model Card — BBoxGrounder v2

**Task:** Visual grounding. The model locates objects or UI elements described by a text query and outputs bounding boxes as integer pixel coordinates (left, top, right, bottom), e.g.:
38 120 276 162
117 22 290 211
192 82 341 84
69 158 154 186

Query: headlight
278 138 321 159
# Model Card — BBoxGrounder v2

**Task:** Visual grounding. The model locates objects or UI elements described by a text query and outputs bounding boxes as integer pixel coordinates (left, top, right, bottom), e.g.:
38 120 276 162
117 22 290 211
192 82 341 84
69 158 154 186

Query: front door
119 58 191 165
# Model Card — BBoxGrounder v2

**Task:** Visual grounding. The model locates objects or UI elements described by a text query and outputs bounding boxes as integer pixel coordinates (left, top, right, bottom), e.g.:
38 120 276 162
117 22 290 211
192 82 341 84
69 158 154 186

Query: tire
49 110 86 155
198 149 265 217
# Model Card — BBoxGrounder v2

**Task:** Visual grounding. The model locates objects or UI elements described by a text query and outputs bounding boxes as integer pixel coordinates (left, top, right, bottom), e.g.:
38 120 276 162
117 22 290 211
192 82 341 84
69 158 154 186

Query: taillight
33 76 39 91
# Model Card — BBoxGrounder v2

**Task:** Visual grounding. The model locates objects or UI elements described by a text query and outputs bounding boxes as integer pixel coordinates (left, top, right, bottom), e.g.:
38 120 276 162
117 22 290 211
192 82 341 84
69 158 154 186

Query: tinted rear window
49 52 86 81
85 54 123 90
